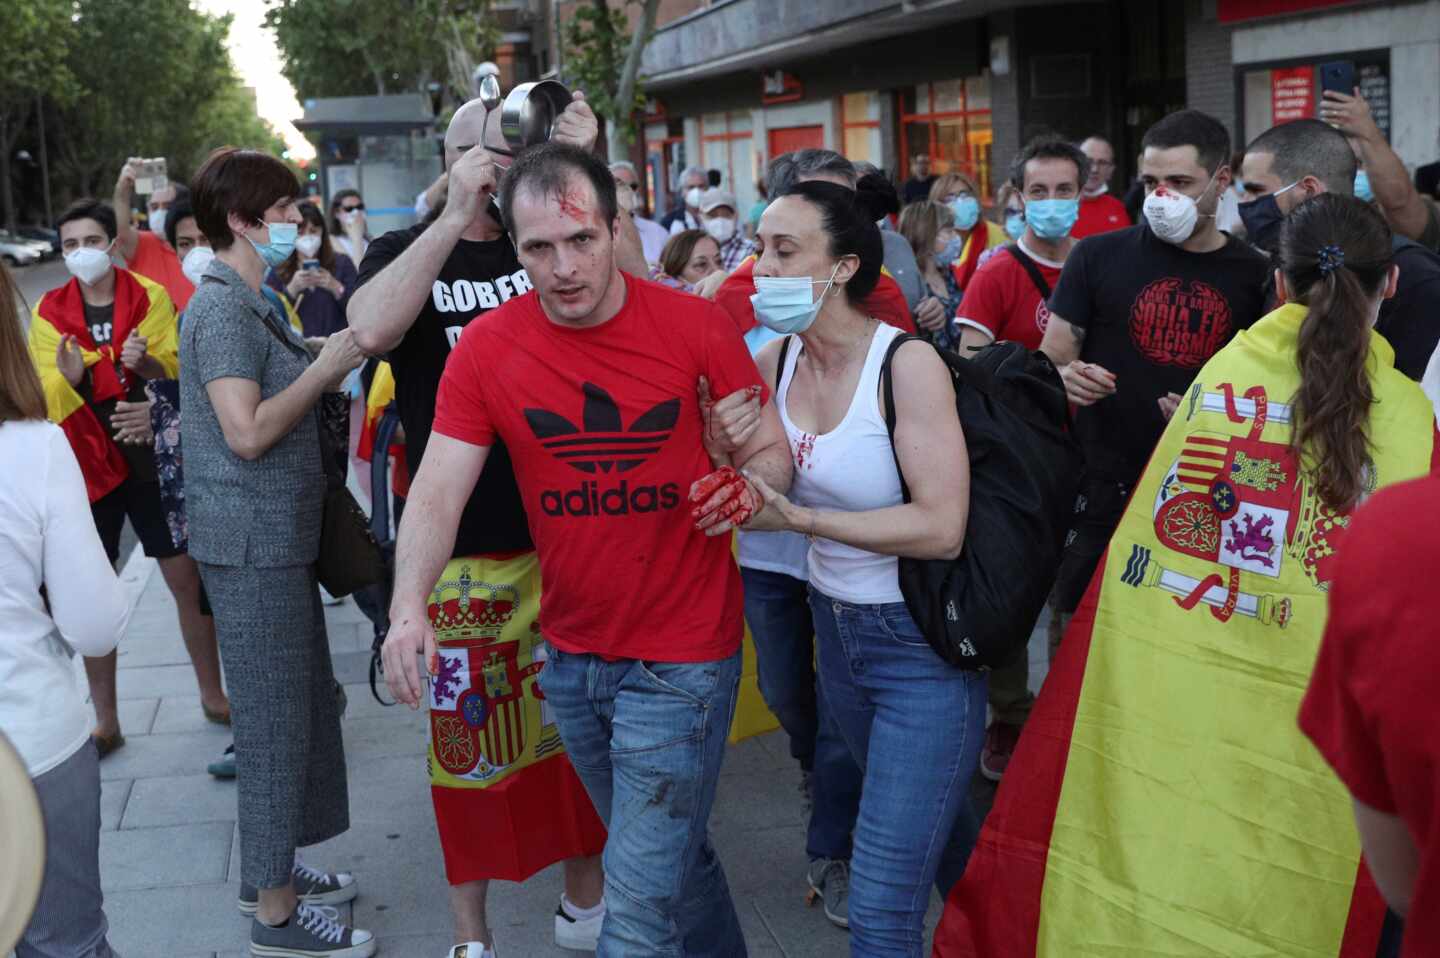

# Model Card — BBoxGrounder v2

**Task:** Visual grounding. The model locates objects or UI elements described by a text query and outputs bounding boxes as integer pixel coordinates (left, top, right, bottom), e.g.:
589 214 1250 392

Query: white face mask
294 234 323 258
704 216 736 244
181 245 215 287
685 187 703 209
64 244 114 286
1143 169 1220 245
148 208 168 238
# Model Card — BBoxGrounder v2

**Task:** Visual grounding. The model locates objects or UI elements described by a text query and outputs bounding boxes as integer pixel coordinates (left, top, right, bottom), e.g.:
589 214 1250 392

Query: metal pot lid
499 81 573 152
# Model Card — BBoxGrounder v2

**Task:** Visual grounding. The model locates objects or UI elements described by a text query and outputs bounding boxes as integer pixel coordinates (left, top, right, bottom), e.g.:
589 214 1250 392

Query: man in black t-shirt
1039 110 1270 643
1239 117 1440 382
902 153 937 205
349 91 648 958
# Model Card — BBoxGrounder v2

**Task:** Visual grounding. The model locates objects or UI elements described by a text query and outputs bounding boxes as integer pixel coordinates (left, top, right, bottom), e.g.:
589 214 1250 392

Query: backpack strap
880 333 924 504
1003 243 1052 301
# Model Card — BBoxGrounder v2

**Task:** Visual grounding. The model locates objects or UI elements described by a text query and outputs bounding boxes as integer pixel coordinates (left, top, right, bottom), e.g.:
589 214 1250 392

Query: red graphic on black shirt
1034 300 1051 335
1128 278 1233 368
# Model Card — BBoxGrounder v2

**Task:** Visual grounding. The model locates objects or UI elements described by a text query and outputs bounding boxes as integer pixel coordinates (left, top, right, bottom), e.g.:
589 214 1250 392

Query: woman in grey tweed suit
180 148 373 957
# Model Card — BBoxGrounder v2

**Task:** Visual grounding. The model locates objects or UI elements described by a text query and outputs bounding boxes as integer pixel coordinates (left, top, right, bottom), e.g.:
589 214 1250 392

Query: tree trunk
0 116 14 235
611 0 661 152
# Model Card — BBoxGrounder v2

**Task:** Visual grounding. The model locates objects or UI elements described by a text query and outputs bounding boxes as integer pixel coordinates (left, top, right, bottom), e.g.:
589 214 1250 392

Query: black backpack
880 336 1082 669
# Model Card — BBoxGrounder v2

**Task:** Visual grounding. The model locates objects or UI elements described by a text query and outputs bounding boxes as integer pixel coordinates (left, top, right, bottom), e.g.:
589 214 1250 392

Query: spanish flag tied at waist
28 270 179 503
934 302 1439 958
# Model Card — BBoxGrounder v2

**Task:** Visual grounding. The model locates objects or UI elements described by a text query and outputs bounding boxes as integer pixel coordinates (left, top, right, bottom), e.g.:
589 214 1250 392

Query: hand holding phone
134 158 168 196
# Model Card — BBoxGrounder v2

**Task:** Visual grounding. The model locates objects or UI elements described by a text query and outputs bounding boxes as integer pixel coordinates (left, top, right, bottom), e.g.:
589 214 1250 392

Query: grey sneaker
250 903 374 957
239 858 358 915
806 858 850 929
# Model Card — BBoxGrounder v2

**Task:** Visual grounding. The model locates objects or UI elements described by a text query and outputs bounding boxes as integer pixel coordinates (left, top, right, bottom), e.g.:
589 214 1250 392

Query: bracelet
806 509 818 540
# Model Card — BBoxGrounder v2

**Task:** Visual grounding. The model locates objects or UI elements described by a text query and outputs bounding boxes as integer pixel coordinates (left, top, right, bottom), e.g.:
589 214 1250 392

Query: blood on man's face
511 174 620 325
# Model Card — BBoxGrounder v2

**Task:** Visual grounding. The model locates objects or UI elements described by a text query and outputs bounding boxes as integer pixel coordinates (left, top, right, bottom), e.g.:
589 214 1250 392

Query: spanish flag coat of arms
934 303 1438 957
28 270 179 503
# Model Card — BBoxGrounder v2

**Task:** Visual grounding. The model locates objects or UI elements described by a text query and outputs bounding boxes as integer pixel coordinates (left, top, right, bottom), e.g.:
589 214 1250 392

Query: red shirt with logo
954 239 1065 351
433 273 765 662
1299 475 1440 958
1072 190 1130 240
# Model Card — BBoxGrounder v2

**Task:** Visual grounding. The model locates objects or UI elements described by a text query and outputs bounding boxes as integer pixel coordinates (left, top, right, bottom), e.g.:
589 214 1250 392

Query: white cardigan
0 419 128 776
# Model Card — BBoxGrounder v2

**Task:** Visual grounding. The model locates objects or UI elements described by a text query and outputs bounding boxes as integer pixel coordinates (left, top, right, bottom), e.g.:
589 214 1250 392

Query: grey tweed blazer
179 259 323 568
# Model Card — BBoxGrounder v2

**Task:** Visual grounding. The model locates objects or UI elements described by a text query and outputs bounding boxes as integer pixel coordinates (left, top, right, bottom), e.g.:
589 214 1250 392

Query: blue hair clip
1317 244 1345 275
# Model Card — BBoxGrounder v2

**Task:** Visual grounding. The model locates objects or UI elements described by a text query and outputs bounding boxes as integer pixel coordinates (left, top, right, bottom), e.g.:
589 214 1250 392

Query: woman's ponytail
1279 194 1393 511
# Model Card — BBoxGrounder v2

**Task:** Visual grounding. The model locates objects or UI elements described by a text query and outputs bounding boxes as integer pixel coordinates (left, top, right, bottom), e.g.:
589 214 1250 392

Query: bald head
444 98 504 164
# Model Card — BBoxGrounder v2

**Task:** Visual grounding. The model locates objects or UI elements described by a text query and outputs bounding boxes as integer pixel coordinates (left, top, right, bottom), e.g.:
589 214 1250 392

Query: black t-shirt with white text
1048 223 1270 486
82 301 156 482
354 223 534 556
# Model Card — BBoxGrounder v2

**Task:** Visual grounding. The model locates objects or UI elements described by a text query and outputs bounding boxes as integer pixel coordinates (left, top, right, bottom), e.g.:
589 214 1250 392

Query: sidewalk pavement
97 553 1044 957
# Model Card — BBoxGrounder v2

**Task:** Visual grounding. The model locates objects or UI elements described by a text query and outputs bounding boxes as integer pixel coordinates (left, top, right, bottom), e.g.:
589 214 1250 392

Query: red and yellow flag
934 303 1438 958
28 270 179 502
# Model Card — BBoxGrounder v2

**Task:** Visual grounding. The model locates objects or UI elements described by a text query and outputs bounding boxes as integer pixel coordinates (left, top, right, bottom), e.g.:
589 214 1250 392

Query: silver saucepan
478 75 573 156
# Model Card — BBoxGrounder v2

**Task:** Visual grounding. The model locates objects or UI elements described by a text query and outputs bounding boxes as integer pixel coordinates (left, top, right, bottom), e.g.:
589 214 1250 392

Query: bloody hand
689 465 763 533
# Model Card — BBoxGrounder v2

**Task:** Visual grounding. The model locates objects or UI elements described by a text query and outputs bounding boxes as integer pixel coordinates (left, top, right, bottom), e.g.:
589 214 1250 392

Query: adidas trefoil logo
524 382 679 473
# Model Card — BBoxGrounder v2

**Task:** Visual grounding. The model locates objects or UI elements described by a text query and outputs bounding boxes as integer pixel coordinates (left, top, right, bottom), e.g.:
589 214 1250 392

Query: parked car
0 233 42 267
16 226 60 257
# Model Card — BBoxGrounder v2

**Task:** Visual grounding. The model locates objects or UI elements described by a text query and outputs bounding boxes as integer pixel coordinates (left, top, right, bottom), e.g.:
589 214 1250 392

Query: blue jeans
741 566 863 861
538 647 747 958
810 588 987 958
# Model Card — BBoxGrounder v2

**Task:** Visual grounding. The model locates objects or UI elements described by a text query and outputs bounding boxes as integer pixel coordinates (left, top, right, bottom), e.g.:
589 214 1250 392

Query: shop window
842 92 882 167
900 75 995 200
1238 50 1391 146
700 111 758 221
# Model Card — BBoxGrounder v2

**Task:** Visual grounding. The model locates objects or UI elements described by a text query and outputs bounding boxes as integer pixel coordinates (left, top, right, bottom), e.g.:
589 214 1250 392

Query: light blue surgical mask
949 196 980 231
1024 198 1080 241
1354 170 1375 203
750 263 842 335
249 221 298 268
1004 212 1025 241
935 235 962 268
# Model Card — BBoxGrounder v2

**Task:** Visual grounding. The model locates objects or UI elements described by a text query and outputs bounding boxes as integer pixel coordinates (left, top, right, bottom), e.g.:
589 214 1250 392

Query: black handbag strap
774 334 794 392
1003 243 1052 301
249 299 347 488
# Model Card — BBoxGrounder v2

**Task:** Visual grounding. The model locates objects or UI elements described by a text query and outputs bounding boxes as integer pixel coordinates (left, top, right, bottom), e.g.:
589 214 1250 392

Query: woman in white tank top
739 180 986 958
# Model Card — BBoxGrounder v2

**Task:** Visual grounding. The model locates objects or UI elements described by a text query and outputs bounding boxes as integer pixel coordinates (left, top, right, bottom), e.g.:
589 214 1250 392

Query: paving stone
100 821 234 892
105 882 248 955
121 773 238 829
99 778 132 832
98 730 234 782
151 694 236 735
113 663 213 700
115 696 159 736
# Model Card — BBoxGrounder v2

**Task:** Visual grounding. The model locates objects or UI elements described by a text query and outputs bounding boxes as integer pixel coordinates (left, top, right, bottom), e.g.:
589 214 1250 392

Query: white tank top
779 323 905 604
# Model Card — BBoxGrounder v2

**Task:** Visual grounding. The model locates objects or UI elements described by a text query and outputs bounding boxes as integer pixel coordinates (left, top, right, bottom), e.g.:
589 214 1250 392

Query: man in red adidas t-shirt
386 142 792 955
954 137 1088 781
714 149 916 336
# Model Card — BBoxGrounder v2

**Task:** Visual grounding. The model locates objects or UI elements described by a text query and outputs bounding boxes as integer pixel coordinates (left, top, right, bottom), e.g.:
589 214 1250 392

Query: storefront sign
1218 0 1360 23
761 71 803 105
1271 66 1314 124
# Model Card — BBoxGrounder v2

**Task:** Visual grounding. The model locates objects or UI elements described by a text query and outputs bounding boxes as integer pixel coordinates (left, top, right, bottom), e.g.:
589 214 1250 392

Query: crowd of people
2 73 1439 958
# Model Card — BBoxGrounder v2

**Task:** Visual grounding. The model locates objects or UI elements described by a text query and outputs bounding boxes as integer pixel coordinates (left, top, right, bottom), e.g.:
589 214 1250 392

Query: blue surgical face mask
949 196 980 231
750 263 842 335
1004 212 1025 241
1024 197 1080 241
249 221 298 268
935 235 962 268
1354 170 1374 203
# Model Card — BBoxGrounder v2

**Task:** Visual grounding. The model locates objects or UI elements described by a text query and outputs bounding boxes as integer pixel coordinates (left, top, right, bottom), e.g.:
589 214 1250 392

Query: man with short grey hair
610 160 669 264
661 164 709 233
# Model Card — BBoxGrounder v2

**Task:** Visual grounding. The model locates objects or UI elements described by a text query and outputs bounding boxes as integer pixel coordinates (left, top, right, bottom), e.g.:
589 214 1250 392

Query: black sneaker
250 903 374 957
239 858 358 916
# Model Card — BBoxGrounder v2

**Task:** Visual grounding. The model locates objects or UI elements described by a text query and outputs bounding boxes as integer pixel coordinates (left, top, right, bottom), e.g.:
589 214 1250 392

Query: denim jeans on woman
741 566 863 861
538 646 747 957
809 587 987 957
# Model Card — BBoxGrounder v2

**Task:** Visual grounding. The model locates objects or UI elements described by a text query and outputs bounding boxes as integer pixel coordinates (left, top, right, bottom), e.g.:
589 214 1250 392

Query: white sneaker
554 896 604 951
446 943 495 958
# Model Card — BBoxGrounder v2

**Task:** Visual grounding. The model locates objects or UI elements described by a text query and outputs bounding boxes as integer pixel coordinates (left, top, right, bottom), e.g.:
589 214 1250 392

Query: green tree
265 0 495 110
561 0 661 159
0 0 79 232
49 0 285 206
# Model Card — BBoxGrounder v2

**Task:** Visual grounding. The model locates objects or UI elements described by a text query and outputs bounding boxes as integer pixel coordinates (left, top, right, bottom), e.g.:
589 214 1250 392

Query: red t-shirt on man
1299 475 1440 958
1072 190 1129 240
953 238 1065 351
714 256 915 336
433 273 765 663
127 230 194 311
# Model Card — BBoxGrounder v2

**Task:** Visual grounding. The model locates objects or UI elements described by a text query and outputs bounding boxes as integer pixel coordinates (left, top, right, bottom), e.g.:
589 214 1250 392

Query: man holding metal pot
349 84 645 958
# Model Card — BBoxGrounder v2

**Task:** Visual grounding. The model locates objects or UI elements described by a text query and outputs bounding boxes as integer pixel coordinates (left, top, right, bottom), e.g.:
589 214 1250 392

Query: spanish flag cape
934 302 1438 958
356 360 410 497
28 270 179 503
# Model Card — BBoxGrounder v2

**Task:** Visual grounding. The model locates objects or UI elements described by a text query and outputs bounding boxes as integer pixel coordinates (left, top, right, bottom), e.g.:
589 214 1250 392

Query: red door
768 125 825 158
